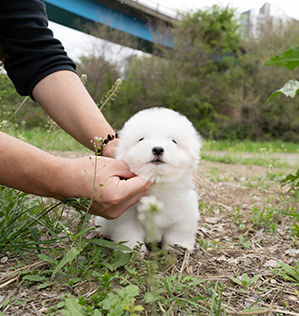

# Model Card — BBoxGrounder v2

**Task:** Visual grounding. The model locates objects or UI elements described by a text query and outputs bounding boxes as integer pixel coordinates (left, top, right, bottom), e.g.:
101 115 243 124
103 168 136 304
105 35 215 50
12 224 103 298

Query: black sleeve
0 0 77 99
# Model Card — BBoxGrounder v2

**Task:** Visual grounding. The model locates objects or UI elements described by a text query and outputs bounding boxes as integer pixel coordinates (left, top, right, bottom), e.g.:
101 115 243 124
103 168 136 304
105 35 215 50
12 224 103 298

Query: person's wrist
103 138 119 158
47 157 77 201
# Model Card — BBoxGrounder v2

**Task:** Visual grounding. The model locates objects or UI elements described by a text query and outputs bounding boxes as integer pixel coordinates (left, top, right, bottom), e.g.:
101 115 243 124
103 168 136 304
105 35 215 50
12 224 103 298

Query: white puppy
95 107 201 253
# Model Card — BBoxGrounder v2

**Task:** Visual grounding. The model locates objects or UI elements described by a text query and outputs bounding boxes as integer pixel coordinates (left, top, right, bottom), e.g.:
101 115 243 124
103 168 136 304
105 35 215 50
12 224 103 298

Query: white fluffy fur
95 107 201 253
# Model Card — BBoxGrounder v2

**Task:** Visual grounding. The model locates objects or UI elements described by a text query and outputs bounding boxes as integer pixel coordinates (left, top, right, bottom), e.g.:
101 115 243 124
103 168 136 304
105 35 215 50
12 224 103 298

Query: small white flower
81 74 88 85
116 78 122 85
94 136 104 143
137 196 164 226
137 196 164 214
138 213 146 223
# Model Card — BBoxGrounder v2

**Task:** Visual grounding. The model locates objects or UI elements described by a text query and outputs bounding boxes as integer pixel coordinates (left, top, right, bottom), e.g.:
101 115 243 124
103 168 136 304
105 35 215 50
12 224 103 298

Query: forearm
0 131 149 218
0 131 67 199
32 71 116 156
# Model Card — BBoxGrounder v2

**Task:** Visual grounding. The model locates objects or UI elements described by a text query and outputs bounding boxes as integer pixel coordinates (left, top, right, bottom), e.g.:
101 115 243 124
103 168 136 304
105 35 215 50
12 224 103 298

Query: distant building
240 2 291 38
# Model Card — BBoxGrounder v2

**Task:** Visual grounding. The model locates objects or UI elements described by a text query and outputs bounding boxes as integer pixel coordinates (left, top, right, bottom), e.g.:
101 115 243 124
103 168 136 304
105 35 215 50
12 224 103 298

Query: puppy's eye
172 139 177 144
138 137 144 142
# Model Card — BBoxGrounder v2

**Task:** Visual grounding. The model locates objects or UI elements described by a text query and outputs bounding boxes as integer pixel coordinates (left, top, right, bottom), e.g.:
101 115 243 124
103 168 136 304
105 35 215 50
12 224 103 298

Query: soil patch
1 156 299 315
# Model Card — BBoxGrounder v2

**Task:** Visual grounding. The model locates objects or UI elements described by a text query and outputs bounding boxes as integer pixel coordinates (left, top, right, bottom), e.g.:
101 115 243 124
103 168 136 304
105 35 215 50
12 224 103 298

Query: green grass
202 139 299 153
2 123 299 315
0 186 76 258
6 123 299 155
7 127 87 152
201 152 288 168
1 77 299 314
201 139 299 168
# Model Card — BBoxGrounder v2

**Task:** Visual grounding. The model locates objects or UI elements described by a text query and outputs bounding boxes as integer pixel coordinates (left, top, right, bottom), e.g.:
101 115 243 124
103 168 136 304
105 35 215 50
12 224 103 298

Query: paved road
202 151 299 167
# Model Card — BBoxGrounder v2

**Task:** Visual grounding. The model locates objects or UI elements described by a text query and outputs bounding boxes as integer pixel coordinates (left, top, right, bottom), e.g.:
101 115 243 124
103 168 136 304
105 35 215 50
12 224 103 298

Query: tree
77 5 299 141
111 5 243 137
228 18 299 141
76 56 120 103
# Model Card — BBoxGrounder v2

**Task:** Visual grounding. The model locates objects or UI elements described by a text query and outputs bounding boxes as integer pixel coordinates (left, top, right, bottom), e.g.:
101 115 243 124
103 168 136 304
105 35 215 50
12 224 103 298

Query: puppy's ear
188 132 202 164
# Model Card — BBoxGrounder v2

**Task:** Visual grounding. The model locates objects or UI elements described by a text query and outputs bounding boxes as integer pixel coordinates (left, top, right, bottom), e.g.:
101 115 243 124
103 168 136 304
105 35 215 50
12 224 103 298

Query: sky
49 0 299 62
157 0 299 18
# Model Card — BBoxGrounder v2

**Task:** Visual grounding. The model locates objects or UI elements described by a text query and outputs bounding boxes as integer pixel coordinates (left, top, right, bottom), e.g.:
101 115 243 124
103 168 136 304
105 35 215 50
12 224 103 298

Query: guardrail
129 0 179 19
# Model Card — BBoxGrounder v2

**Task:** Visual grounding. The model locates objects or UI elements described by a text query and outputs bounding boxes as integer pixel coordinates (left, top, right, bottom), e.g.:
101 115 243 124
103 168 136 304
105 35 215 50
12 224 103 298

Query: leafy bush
76 5 299 141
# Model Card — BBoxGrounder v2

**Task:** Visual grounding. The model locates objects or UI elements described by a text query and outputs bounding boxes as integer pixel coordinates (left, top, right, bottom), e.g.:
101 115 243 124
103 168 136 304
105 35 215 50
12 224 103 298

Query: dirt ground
191 159 299 313
1 155 299 315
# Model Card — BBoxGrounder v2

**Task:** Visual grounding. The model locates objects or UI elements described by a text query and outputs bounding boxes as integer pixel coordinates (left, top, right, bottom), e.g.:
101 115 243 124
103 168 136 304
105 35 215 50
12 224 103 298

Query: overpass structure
43 0 178 53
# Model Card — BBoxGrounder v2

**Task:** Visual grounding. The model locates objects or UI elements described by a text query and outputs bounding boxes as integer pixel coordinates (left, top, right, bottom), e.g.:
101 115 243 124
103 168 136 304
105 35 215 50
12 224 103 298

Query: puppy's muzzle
151 146 165 165
152 146 164 157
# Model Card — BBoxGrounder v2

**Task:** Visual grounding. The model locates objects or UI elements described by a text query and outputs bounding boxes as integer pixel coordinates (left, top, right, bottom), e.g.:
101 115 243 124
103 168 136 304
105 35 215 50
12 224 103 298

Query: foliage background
2 4 299 142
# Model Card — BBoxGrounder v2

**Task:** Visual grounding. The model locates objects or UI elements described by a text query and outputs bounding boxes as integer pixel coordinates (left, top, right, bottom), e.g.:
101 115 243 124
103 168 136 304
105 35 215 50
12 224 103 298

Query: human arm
0 132 150 219
0 0 117 156
32 70 117 157
0 0 151 218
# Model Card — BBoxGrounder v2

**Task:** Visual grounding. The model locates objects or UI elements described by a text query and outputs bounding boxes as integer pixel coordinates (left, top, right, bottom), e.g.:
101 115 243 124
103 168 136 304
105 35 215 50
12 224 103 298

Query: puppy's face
116 108 201 183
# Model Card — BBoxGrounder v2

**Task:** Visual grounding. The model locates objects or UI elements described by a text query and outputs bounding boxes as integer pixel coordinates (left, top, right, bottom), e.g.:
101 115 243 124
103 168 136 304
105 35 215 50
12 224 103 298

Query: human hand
58 156 150 219
102 137 119 158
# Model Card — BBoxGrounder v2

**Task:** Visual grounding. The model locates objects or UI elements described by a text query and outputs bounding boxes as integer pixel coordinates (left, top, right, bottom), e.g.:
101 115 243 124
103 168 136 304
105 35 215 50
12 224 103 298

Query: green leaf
102 292 119 310
109 251 131 270
38 254 58 265
228 276 242 286
37 282 50 289
73 226 95 240
52 247 81 279
123 284 139 298
265 46 299 70
241 273 249 285
87 238 131 252
59 311 71 316
60 298 86 316
92 245 103 262
280 270 296 283
277 261 299 282
249 275 259 285
132 305 144 312
92 310 102 316
22 275 46 282
102 285 139 311
58 222 74 241
144 289 164 303
281 169 299 185
57 301 65 309
107 305 124 316
102 262 114 271
102 292 122 310
1 298 10 309
241 308 268 313
267 80 299 101
266 90 283 101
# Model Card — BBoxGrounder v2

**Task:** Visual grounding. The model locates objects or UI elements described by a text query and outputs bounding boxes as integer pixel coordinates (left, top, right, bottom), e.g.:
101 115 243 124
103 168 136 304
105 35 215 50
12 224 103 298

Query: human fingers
103 138 119 158
96 157 136 180
112 177 151 217
90 176 150 219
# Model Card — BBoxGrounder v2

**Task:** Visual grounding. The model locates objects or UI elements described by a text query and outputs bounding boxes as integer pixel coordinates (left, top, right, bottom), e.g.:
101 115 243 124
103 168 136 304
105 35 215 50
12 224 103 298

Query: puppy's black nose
152 146 164 156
